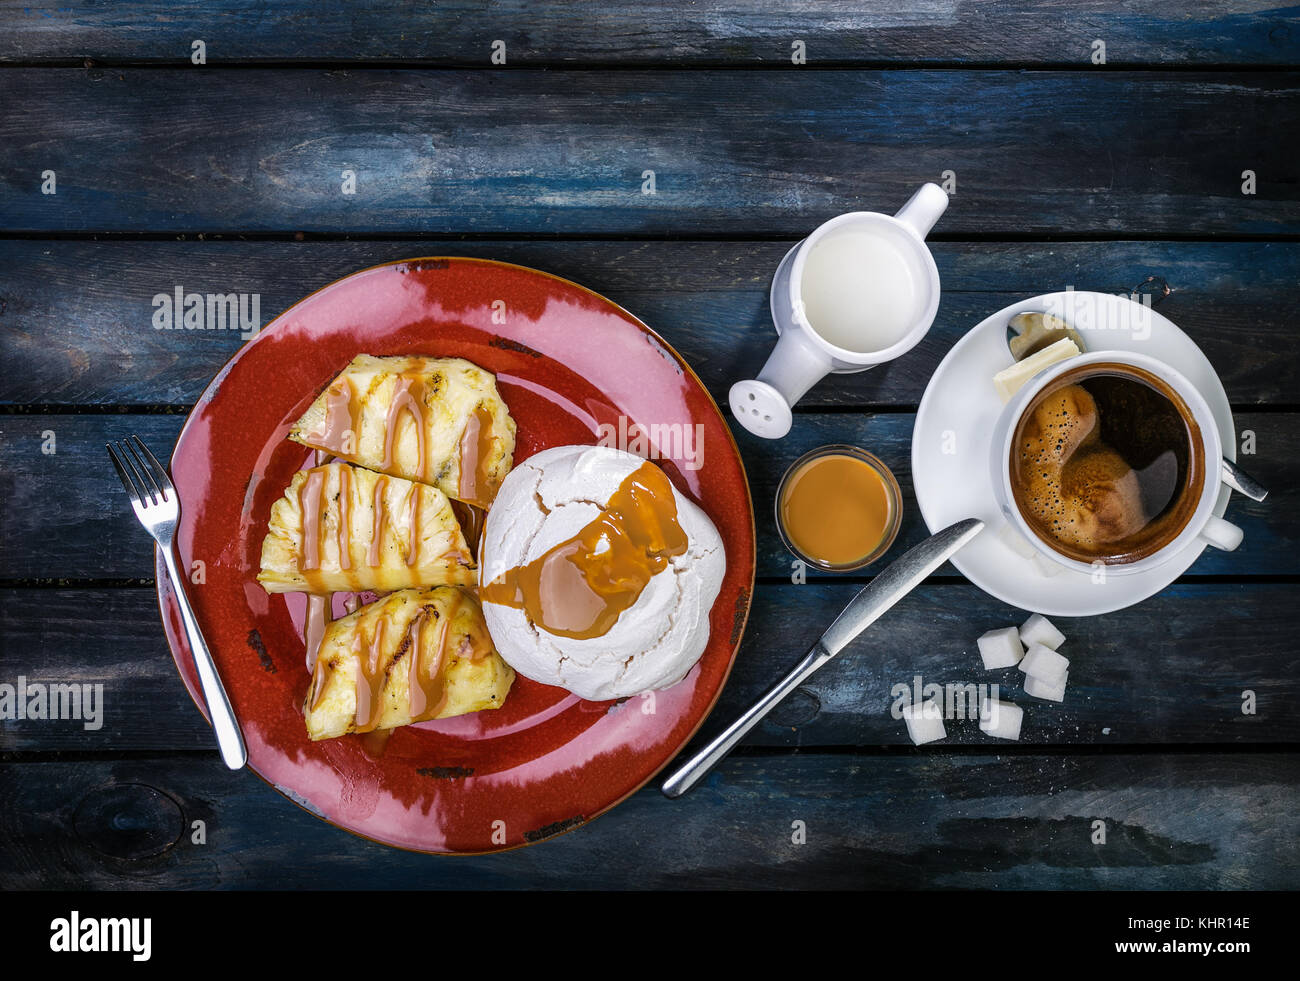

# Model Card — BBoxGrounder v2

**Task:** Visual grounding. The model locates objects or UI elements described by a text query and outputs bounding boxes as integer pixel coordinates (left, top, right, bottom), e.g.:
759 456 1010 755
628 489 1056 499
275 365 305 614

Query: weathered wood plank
2 753 1295 889
1 239 1296 408
1 70 1296 235
1 413 1289 581
3 581 1296 752
1 1 1296 67
1 414 182 580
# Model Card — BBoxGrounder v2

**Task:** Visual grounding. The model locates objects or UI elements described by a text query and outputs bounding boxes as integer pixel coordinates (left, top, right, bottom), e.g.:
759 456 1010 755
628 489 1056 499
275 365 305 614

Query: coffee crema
1009 362 1205 564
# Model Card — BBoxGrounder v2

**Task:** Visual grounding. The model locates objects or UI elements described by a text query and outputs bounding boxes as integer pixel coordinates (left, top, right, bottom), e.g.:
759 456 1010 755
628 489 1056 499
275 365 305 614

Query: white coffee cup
730 182 949 438
989 349 1243 576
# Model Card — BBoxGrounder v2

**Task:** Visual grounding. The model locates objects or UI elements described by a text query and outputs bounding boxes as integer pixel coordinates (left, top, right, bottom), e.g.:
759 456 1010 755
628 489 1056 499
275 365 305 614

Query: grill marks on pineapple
355 600 455 730
288 356 516 509
261 463 476 594
301 588 513 740
405 604 439 719
381 373 430 482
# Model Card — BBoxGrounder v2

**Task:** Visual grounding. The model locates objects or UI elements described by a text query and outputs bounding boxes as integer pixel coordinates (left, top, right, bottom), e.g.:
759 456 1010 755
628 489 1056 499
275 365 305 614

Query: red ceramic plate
156 257 755 854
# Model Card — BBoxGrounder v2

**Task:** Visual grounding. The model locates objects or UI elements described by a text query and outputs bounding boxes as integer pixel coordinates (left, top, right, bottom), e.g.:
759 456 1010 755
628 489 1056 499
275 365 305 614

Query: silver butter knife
661 517 985 798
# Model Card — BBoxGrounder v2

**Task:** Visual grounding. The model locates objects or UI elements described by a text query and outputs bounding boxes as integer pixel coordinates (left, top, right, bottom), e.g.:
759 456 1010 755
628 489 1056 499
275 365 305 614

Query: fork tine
122 437 164 503
115 438 156 505
130 434 176 495
106 442 143 506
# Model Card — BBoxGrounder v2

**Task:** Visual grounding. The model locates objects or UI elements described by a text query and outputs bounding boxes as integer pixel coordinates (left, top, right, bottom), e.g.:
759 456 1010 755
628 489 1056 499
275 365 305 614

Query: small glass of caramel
775 445 903 571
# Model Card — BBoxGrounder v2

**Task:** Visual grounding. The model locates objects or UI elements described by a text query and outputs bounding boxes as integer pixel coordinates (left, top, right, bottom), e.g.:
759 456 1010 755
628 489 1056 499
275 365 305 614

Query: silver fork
106 435 247 770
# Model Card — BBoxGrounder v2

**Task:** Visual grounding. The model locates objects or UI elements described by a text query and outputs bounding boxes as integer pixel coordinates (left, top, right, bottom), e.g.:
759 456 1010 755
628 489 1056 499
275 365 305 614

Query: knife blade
661 517 985 798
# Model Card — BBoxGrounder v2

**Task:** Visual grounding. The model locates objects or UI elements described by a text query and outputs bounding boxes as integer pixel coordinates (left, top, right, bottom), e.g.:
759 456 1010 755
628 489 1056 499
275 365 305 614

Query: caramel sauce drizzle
404 611 439 718
297 469 327 590
306 590 496 736
382 374 427 482
307 666 326 714
451 590 496 664
480 461 688 640
305 378 359 456
368 476 388 568
300 449 333 711
405 485 421 568
358 729 393 758
306 611 340 713
303 594 330 676
354 618 386 731
337 465 353 572
406 591 495 718
450 500 485 554
456 404 498 507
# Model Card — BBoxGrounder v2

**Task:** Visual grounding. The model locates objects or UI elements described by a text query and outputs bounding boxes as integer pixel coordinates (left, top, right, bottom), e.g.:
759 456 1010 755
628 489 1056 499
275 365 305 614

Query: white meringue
478 445 725 701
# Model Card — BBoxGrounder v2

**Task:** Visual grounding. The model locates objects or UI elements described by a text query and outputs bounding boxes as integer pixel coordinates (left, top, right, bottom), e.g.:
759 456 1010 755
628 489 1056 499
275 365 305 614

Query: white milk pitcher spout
730 182 948 438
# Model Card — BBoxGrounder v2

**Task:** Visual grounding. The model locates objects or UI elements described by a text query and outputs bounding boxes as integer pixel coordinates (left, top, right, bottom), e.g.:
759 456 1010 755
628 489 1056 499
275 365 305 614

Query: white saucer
911 291 1237 617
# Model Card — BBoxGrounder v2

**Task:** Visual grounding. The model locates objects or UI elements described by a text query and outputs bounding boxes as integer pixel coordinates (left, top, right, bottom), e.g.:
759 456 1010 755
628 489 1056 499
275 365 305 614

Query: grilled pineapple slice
305 587 514 740
290 355 516 507
258 462 475 594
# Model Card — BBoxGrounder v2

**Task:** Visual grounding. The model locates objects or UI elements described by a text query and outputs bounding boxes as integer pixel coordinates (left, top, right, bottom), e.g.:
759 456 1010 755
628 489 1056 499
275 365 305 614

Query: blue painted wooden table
1 2 1299 889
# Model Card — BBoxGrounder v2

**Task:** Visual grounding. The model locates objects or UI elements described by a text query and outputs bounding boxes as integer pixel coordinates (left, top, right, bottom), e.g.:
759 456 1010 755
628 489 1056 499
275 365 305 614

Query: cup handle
1200 514 1243 552
894 183 949 239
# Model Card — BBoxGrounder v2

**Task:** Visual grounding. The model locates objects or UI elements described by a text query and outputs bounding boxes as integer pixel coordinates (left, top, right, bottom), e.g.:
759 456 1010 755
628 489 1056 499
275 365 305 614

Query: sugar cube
902 699 946 746
1020 613 1066 650
1019 643 1069 686
977 626 1025 670
1024 671 1068 702
979 696 1023 741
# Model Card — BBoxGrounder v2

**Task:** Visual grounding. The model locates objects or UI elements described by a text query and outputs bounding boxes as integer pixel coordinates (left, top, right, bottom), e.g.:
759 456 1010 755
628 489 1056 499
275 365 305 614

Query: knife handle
661 643 828 798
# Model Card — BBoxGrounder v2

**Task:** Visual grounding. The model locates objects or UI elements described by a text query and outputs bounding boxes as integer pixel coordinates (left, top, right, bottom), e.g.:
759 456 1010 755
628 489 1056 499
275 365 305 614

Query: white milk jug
730 182 948 438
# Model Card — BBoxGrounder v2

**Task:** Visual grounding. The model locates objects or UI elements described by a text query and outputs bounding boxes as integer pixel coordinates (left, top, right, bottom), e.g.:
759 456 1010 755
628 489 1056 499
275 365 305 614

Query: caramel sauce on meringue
480 461 688 640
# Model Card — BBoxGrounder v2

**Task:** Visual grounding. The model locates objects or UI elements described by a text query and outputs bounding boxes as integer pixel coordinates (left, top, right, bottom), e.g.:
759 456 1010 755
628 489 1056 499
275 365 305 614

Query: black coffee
1010 363 1204 564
